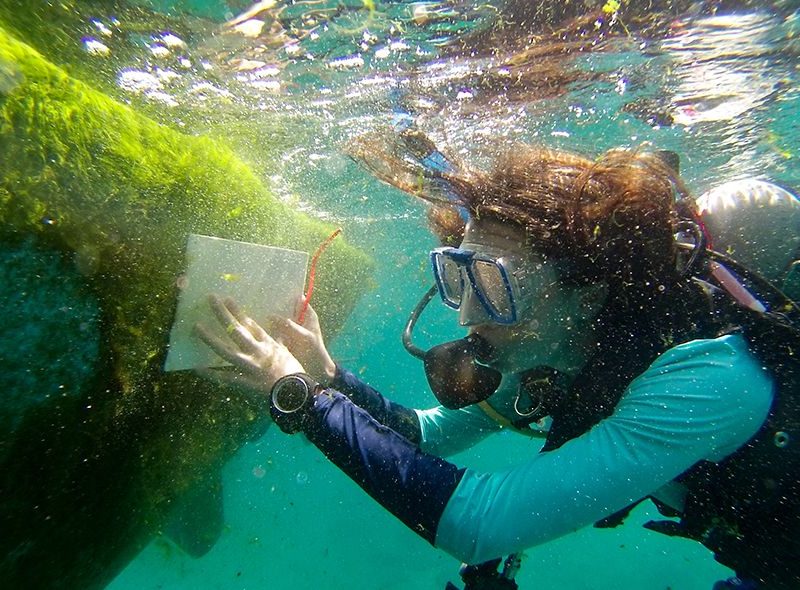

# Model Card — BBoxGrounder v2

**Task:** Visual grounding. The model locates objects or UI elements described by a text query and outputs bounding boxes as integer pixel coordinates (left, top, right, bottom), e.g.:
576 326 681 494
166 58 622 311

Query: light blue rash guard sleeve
435 334 774 564
415 405 501 457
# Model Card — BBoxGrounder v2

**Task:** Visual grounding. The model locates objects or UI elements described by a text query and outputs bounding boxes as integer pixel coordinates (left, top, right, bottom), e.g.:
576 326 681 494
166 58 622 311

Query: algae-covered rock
0 238 101 432
0 26 371 589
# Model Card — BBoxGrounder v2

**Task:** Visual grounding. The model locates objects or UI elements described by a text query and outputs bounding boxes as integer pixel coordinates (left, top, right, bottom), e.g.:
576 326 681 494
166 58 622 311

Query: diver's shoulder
631 332 771 395
657 333 755 367
623 333 772 422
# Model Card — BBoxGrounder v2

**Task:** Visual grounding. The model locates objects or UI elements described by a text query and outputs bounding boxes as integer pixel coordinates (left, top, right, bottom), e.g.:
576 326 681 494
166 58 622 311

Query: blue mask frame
430 247 523 324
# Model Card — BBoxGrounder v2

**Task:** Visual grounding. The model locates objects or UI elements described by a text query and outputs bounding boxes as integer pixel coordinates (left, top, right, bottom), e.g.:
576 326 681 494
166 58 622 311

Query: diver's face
460 218 602 374
456 219 553 327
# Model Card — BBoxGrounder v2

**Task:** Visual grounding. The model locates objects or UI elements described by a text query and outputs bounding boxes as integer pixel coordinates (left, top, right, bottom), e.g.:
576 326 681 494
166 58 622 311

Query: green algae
0 25 372 589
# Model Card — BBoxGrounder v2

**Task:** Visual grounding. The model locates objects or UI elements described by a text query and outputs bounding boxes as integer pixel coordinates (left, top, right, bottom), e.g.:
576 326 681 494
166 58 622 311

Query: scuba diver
195 131 800 590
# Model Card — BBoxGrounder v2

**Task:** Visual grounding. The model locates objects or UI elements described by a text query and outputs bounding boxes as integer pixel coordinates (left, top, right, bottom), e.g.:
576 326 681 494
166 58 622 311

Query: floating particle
234 18 265 38
149 44 171 58
83 37 110 56
161 32 187 49
328 55 365 70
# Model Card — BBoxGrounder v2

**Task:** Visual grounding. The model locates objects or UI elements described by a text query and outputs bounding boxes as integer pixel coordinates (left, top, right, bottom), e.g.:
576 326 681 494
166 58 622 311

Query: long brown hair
350 128 690 289
350 130 710 444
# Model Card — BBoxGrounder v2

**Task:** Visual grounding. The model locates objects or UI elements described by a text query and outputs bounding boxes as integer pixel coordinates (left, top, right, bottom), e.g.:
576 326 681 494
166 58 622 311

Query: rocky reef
0 20 371 590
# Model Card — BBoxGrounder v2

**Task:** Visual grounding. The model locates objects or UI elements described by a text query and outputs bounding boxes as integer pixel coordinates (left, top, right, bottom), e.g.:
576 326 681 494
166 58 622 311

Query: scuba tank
696 178 800 301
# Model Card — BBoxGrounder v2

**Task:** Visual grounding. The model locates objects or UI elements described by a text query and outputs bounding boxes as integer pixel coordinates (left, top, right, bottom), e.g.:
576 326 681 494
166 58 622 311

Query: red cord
297 228 342 324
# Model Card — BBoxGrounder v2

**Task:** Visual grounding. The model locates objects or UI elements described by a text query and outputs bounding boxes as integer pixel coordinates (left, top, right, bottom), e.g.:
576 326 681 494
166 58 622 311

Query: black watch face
273 376 310 413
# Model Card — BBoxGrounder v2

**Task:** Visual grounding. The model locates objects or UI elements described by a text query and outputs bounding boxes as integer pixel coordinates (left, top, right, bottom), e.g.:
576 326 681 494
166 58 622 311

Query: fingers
294 295 321 329
195 322 252 367
217 295 275 342
244 316 269 341
272 315 313 342
209 294 265 352
304 303 321 329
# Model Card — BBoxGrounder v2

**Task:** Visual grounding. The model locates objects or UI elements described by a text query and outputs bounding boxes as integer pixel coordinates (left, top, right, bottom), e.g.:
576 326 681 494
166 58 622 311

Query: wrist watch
270 373 322 434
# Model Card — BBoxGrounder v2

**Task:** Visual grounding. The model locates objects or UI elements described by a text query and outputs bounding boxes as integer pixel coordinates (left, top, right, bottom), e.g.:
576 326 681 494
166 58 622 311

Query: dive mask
430 246 536 325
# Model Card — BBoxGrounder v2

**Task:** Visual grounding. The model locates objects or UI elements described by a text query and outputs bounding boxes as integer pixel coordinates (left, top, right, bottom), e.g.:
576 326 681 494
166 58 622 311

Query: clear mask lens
436 254 465 307
432 247 523 324
471 259 514 320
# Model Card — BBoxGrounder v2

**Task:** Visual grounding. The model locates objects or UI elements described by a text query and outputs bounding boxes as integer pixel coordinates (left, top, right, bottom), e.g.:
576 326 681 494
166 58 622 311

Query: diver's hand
270 298 336 385
195 294 304 394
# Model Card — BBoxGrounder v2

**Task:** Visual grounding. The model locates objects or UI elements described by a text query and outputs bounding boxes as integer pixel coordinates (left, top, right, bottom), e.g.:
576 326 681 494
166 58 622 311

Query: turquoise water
5 1 800 588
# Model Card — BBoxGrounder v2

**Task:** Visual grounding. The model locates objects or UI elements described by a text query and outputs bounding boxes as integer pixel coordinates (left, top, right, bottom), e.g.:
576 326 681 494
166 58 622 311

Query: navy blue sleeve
331 364 422 444
302 390 464 545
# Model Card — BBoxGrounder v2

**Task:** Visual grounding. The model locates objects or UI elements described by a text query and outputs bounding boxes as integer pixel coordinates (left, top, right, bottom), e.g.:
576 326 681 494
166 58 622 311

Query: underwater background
1 1 799 589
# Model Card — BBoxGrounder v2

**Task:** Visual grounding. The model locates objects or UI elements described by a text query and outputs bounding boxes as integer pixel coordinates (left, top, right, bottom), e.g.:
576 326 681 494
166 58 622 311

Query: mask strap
675 219 706 278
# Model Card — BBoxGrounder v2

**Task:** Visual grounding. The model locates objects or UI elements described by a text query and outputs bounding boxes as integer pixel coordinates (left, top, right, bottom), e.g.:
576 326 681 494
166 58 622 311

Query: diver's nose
459 283 491 326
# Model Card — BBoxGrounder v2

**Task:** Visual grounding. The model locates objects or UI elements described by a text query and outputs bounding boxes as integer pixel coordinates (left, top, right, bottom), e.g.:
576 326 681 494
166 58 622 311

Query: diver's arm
293 389 464 544
287 334 772 563
270 302 422 443
332 363 499 453
330 364 423 444
274 300 494 448
434 334 773 562
415 405 499 456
